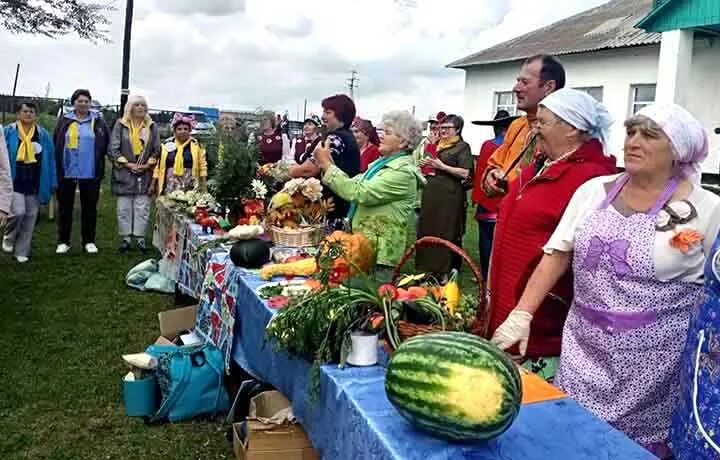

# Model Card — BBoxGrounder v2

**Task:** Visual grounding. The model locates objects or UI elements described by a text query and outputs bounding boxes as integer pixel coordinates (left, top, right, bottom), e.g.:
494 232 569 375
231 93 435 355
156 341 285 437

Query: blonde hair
122 95 149 123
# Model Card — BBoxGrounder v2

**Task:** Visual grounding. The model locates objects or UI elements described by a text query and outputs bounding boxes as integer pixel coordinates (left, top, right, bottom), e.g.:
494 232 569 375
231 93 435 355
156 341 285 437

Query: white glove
490 310 533 356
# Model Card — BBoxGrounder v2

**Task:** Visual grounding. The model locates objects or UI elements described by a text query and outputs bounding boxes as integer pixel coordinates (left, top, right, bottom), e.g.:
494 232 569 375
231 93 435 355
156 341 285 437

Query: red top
471 139 503 214
487 139 617 358
257 132 283 164
360 144 382 172
420 143 438 176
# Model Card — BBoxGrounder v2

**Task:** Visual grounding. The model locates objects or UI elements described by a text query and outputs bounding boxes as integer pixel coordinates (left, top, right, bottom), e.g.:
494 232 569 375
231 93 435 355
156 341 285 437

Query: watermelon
384 331 522 442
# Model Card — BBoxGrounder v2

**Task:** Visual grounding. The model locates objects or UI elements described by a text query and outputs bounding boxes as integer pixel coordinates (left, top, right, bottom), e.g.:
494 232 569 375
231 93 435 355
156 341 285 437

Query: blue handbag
146 343 231 422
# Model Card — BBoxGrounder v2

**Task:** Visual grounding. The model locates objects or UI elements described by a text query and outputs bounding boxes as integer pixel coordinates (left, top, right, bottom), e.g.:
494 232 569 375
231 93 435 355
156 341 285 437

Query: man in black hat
471 110 518 277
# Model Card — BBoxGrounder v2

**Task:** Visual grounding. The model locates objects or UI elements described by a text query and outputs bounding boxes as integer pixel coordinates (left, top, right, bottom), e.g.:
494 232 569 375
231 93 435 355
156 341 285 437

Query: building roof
637 0 720 34
448 0 661 69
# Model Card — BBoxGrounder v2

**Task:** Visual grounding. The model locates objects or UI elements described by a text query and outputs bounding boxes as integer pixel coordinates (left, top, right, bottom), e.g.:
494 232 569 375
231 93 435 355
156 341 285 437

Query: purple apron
556 174 702 455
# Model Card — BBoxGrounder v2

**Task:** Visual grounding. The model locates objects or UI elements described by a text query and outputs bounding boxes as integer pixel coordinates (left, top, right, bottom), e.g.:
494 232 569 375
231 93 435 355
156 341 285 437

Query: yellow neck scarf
68 117 95 149
17 123 38 164
129 121 145 156
437 135 461 151
173 138 191 176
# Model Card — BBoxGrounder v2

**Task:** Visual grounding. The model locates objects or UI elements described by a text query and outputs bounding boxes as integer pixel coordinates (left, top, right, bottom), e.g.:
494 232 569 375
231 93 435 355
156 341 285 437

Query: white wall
461 40 720 173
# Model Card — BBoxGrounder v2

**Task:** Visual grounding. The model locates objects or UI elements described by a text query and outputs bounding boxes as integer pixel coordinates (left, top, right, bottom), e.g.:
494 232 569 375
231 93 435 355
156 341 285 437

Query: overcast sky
0 0 607 122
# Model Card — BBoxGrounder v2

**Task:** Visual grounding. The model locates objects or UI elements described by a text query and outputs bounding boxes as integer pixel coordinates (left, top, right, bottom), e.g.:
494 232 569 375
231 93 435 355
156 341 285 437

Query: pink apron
556 174 702 454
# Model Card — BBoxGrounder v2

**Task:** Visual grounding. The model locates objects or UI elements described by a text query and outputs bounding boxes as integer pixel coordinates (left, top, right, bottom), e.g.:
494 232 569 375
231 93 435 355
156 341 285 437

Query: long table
228 266 656 460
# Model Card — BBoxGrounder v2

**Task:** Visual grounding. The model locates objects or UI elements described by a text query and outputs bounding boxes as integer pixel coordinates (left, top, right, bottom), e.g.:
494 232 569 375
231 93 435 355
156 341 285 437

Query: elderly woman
315 110 423 273
109 95 161 254
352 117 381 172
492 104 720 458
53 89 110 255
489 89 616 379
2 101 57 263
290 94 361 222
291 115 322 165
150 115 207 196
415 114 473 276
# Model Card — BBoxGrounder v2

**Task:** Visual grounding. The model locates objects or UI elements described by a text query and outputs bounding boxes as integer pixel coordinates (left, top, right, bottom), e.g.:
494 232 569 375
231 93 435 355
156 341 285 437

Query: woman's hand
313 138 333 171
490 310 534 356
419 157 445 171
147 180 157 197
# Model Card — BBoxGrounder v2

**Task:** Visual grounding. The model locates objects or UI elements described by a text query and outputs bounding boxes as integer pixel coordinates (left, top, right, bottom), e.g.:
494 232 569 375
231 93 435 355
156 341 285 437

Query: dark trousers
477 219 496 280
57 178 101 245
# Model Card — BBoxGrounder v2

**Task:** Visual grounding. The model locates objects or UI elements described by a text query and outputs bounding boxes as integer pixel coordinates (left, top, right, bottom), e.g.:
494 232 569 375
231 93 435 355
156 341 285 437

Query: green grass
0 188 232 459
0 186 481 459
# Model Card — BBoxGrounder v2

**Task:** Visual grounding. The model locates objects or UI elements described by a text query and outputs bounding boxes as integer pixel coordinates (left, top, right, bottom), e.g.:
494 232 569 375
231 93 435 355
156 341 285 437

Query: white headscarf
539 88 614 151
635 103 708 184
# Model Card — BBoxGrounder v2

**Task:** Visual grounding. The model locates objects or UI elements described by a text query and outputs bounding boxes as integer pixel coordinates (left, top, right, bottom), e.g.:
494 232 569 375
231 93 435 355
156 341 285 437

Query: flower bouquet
266 178 334 247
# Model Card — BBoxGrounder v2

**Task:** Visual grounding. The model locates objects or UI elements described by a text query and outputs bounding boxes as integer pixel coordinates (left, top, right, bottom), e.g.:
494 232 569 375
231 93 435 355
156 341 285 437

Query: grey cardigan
109 118 161 196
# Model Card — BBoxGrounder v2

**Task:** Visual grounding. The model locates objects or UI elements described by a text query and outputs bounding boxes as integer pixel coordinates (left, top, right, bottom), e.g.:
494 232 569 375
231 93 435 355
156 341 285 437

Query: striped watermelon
385 331 522 442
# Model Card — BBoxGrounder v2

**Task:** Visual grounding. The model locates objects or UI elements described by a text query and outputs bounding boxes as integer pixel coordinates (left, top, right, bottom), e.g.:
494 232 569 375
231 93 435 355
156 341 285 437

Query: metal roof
448 0 661 69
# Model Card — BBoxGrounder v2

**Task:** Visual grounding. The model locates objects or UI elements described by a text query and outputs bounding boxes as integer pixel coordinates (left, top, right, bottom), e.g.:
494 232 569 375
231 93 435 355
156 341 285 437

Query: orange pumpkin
322 231 375 274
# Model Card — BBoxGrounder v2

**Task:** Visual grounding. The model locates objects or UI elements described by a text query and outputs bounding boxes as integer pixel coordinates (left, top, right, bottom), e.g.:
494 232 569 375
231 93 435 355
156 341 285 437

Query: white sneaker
15 256 29 263
2 237 13 253
84 243 99 254
56 244 71 254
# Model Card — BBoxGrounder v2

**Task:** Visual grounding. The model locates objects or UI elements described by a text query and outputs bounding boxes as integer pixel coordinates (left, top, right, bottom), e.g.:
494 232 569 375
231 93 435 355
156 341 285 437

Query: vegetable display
260 257 318 280
320 231 375 275
385 332 522 442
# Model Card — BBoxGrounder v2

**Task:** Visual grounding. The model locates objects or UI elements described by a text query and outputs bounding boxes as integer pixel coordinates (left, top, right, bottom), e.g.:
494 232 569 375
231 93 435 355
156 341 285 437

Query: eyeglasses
439 125 455 130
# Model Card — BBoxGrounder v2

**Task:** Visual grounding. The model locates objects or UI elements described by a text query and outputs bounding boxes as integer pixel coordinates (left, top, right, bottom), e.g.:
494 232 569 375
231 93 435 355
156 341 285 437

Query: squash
321 231 375 275
260 257 318 280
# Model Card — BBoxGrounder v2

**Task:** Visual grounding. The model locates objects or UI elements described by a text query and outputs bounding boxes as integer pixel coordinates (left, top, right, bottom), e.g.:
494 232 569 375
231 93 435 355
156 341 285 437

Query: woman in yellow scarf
150 115 207 196
109 95 160 254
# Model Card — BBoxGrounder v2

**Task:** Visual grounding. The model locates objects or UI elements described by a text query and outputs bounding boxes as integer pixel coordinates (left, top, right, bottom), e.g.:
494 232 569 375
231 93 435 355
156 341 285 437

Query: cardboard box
232 391 319 460
156 305 198 344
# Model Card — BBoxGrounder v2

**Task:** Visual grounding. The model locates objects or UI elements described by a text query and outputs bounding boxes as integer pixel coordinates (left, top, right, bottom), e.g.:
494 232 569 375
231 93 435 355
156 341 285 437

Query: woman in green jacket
315 110 423 274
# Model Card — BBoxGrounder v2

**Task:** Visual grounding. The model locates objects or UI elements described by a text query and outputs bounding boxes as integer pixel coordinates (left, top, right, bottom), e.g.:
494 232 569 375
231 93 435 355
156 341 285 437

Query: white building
448 0 720 174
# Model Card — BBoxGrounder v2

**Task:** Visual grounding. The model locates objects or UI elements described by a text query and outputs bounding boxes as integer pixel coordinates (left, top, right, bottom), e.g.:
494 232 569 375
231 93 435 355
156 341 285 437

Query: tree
0 0 113 42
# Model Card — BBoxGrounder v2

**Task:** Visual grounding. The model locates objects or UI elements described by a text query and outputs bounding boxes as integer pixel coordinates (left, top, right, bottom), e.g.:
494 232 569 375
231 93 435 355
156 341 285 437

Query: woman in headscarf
2 101 57 263
290 115 322 166
493 103 720 458
53 89 110 255
352 117 381 172
488 89 617 380
415 114 473 277
109 95 161 254
315 110 423 276
150 114 208 197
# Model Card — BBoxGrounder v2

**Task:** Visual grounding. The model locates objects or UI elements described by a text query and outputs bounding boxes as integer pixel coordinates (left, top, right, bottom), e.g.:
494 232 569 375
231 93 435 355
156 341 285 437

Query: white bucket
346 332 379 367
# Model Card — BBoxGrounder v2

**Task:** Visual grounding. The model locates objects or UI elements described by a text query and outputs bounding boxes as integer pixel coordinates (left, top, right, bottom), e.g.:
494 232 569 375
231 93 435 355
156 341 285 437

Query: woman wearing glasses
415 114 473 277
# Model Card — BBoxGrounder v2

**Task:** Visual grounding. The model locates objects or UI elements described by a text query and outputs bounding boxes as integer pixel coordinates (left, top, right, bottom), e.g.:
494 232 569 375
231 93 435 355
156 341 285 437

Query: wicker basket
269 225 324 247
390 236 488 344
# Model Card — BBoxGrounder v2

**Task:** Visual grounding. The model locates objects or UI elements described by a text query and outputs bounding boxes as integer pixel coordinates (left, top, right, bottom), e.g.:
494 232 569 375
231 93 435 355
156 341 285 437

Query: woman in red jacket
487 88 616 380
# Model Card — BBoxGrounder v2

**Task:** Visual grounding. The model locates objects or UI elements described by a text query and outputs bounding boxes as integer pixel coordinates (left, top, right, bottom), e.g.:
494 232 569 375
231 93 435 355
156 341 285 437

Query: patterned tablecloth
223 268 657 460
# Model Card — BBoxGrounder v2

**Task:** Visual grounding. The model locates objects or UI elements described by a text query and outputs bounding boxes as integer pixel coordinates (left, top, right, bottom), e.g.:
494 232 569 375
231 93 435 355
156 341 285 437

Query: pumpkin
321 231 375 275
230 239 271 268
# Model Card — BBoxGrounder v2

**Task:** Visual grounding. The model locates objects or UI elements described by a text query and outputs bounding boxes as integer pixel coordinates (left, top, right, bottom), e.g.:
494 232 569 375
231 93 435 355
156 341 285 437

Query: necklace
537 147 578 176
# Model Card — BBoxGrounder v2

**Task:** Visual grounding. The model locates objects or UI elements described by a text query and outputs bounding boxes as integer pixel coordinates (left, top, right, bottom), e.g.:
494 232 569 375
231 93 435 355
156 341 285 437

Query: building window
574 86 604 102
494 91 517 115
630 84 656 114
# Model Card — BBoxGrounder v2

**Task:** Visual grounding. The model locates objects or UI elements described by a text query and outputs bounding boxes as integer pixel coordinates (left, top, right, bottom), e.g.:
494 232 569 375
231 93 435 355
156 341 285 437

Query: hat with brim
472 110 519 127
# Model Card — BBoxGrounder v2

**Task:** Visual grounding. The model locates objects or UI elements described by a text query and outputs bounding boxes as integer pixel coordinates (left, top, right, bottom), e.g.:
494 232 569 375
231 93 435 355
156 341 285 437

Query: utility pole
303 99 307 121
346 70 359 100
4 63 20 124
120 0 134 115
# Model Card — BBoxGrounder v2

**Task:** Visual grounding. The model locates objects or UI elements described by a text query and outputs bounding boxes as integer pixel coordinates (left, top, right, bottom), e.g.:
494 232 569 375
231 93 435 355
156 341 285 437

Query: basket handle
391 236 490 337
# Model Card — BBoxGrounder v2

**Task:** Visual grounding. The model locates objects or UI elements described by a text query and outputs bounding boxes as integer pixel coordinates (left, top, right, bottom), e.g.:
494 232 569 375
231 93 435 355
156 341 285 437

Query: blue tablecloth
229 266 656 460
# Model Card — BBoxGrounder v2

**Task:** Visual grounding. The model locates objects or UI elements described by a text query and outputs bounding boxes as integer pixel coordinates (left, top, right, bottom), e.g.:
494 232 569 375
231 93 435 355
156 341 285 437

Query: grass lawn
0 185 482 459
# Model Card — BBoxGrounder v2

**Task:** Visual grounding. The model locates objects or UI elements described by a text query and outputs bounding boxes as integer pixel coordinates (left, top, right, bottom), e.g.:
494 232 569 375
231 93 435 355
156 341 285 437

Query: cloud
157 0 246 17
266 16 313 38
0 0 611 144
